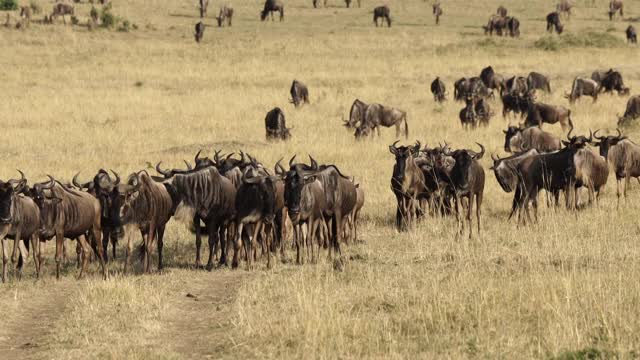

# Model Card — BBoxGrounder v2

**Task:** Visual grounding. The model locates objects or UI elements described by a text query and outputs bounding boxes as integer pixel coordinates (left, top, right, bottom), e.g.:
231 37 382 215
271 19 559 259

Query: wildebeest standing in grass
31 176 106 280
596 70 629 96
527 72 551 93
344 99 368 129
199 0 209 18
261 0 284 21
389 142 425 230
556 0 572 18
290 80 309 108
566 77 599 103
265 107 292 141
503 126 561 153
346 183 364 243
505 76 528 96
355 103 408 139
525 100 574 133
480 66 505 94
546 11 563 34
431 77 446 103
459 98 477 129
618 95 640 126
373 5 391 27
194 22 205 43
216 5 233 27
626 25 637 43
484 15 507 36
50 3 74 25
19 6 31 26
507 16 520 37
609 0 623 20
593 129 640 204
433 2 442 25
490 150 540 220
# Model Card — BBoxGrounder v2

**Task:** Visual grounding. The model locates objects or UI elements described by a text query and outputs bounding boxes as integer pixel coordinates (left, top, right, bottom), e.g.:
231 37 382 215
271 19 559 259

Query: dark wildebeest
597 70 629 95
216 5 233 27
433 2 442 25
565 77 599 103
459 98 477 129
51 3 74 25
618 95 640 126
609 0 623 21
572 134 609 206
30 176 106 279
505 76 528 96
194 22 205 43
480 66 505 94
455 77 491 101
593 129 640 203
546 11 564 34
431 77 446 103
373 5 391 27
474 98 493 125
0 173 40 282
525 100 574 132
344 99 368 129
199 0 209 18
497 5 507 17
484 14 508 36
626 25 637 44
73 170 121 262
507 16 520 37
110 172 173 274
389 142 425 230
490 149 540 220
527 72 551 93
261 0 284 21
354 103 408 139
265 107 292 141
500 92 529 118
290 80 309 108
344 0 361 7
503 126 561 153
556 0 572 18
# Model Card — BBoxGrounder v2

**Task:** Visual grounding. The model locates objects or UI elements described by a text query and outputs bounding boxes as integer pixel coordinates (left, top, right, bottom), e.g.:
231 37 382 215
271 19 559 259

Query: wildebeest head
109 172 145 226
443 143 485 190
503 126 522 153
562 128 592 149
74 169 120 221
593 128 625 159
0 171 27 225
283 169 315 220
242 168 278 223
354 124 373 139
389 141 421 187
30 176 61 238
194 21 205 43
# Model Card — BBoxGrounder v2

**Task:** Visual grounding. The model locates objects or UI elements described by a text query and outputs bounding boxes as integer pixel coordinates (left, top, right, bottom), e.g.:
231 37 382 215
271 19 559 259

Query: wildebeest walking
19 6 31 27
525 100 574 133
594 69 629 96
503 126 561 153
618 95 640 125
593 129 640 204
344 99 368 129
265 107 292 141
433 2 442 25
261 0 284 21
354 103 408 139
484 15 507 36
290 80 309 108
216 5 233 27
480 66 505 94
373 5 391 27
609 0 623 20
626 25 637 43
50 3 74 25
546 11 564 34
566 77 599 103
527 72 551 93
430 77 446 103
194 22 205 43
459 99 477 129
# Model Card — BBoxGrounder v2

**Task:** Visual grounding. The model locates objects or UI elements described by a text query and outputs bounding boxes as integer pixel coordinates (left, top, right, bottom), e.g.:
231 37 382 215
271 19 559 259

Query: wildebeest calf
626 25 637 43
261 0 284 21
430 77 446 103
51 3 74 25
433 2 442 25
290 80 309 108
609 0 623 21
265 107 292 141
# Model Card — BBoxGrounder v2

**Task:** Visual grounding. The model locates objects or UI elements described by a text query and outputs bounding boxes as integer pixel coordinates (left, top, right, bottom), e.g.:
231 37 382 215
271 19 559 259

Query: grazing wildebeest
597 70 629 95
626 25 637 44
51 3 74 25
433 2 442 25
261 0 284 21
556 0 572 18
525 100 574 132
265 107 291 141
389 142 425 230
490 149 540 220
609 0 623 20
618 95 640 126
527 72 551 93
593 129 640 203
355 103 408 139
373 5 391 27
73 170 121 262
199 0 209 18
110 171 173 274
507 16 520 37
480 66 505 94
484 14 508 36
20 6 31 26
344 99 368 129
194 22 205 43
565 77 599 103
0 173 40 282
216 5 233 26
546 11 563 34
497 5 507 17
431 77 446 103
503 126 561 153
290 80 309 108
30 176 106 279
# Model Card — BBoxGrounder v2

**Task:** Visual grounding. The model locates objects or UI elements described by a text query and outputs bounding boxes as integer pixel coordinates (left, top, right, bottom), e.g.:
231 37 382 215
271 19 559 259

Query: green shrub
100 8 116 28
90 6 98 21
70 15 79 25
0 0 18 11
534 32 624 51
117 19 130 32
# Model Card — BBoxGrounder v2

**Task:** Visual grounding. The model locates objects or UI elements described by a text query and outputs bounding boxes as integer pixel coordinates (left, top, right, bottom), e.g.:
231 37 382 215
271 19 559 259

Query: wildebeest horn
240 151 246 163
72 172 89 189
567 127 574 140
156 162 172 177
587 129 593 142
194 149 202 163
184 160 193 170
111 170 120 186
41 175 56 190
491 153 498 162
289 155 297 168
593 129 603 140
11 170 27 193
275 158 286 176
213 150 221 165
474 143 485 159
616 128 622 138
309 155 318 170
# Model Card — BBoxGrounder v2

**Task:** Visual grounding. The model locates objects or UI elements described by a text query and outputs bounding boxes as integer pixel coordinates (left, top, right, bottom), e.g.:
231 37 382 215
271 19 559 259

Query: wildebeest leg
1 229 9 283
124 231 133 274
616 178 622 209
280 8 284 21
248 222 261 270
293 224 301 265
55 232 65 279
625 173 631 199
233 222 243 269
157 226 165 271
102 228 110 263
111 232 117 260
38 239 44 274
16 234 28 280
194 215 202 268
75 241 82 269
476 192 482 237
77 235 91 279
508 187 521 221
31 235 40 278
91 226 106 279
206 222 219 271
467 195 474 239
308 220 318 264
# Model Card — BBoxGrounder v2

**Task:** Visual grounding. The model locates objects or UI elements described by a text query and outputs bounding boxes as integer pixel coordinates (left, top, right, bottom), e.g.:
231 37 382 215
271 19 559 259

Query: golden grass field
1 0 640 358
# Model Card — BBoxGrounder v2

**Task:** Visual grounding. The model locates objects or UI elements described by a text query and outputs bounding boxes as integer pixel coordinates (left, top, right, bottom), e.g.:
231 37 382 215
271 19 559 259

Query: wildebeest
455 77 491 101
500 91 529 118
433 2 442 25
199 0 209 18
565 77 599 103
346 183 364 243
216 5 233 27
595 69 629 95
525 100 573 132
373 5 391 27
389 142 425 230
505 76 528 96
344 99 368 129
556 0 572 18
618 95 640 125
265 107 291 141
497 5 507 17
19 6 31 26
490 149 540 220
503 126 561 153
507 16 520 37
261 0 284 21
573 136 609 206
0 173 40 282
527 72 551 93
474 98 492 125
194 22 205 43
30 176 106 279
609 0 623 21
546 11 563 34
480 66 505 94
484 15 507 36
593 129 640 203
344 0 361 7
355 103 408 139
431 77 446 103
51 3 74 24
459 98 477 129
626 25 637 44
290 80 309 108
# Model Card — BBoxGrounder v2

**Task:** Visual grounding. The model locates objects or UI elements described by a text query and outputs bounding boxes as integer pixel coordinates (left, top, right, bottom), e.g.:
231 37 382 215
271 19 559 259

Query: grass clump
534 32 624 51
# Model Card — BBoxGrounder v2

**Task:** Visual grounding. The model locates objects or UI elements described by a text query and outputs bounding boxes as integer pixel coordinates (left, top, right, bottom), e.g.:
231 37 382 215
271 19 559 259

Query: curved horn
111 170 120 186
616 128 622 138
289 155 297 168
12 170 27 193
194 149 202 163
587 129 593 142
275 158 286 176
475 143 485 159
240 151 246 164
72 172 84 188
567 127 574 140
213 150 221 165
309 155 318 170
41 175 56 190
491 153 498 162
156 161 172 177
184 160 193 170
593 129 603 140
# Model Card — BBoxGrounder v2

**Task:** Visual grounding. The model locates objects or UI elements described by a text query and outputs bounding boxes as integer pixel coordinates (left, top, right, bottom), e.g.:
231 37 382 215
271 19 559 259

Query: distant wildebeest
500 92 529 118
459 98 477 129
503 126 561 153
480 66 505 94
490 149 540 220
0 173 40 282
609 0 623 20
594 69 629 95
431 77 446 103
216 5 233 26
618 95 640 125
261 0 284 21
455 77 492 101
19 6 31 26
344 99 367 129
373 5 391 27
626 25 637 43
51 3 74 24
546 11 564 34
593 129 640 203
507 16 520 37
527 72 551 93
505 76 528 96
566 77 599 103
290 80 309 108
484 14 507 36
433 2 442 25
345 0 361 7
194 22 205 43
30 176 106 279
556 0 572 18
312 0 326 8
354 103 408 139
525 100 574 132
497 5 507 17
265 107 291 141
474 98 493 125
199 0 209 18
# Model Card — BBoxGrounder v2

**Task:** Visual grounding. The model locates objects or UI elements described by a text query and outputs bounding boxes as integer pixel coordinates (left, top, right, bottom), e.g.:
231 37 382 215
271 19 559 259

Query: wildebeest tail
567 109 574 131
404 113 409 139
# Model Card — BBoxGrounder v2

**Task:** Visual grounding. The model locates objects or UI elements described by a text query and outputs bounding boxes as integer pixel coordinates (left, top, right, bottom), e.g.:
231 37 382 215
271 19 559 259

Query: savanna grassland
1 0 640 358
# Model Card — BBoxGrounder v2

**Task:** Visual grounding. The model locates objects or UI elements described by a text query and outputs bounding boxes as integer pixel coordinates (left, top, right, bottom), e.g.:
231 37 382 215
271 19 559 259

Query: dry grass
1 0 640 358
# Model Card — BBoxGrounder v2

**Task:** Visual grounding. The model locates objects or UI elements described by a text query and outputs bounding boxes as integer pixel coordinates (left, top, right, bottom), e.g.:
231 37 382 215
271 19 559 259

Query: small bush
0 0 18 11
90 6 98 22
117 19 130 32
70 15 79 25
534 32 624 51
100 8 115 28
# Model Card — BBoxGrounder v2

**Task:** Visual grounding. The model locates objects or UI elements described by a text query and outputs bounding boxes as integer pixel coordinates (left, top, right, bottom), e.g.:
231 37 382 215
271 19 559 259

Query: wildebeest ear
561 140 570 146
502 130 508 134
